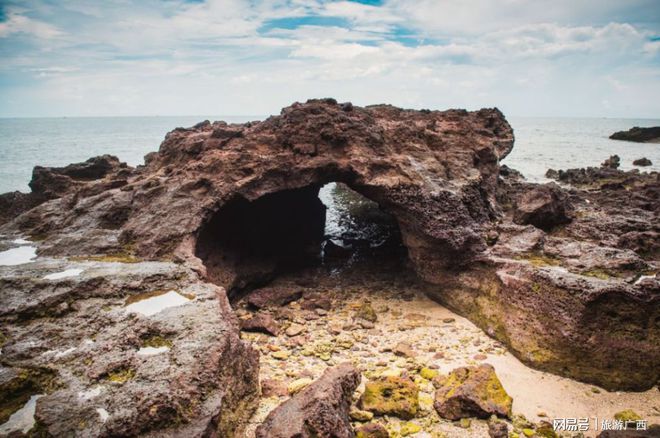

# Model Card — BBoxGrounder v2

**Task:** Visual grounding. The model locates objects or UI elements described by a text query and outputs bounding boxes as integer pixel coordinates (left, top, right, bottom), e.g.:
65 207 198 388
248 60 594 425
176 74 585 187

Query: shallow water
0 245 37 266
137 346 170 356
0 394 42 434
43 268 84 280
124 290 191 316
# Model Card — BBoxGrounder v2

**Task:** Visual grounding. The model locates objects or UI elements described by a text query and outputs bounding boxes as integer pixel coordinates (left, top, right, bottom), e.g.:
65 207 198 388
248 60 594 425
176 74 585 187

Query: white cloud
0 11 63 39
0 0 658 118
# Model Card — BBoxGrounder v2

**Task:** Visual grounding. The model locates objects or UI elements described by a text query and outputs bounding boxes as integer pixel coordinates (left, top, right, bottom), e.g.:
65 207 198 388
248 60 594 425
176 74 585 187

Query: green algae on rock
433 364 512 421
360 376 419 420
614 409 642 422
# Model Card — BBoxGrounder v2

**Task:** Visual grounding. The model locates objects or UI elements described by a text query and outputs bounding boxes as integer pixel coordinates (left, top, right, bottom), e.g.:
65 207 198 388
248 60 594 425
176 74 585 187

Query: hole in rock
195 182 408 300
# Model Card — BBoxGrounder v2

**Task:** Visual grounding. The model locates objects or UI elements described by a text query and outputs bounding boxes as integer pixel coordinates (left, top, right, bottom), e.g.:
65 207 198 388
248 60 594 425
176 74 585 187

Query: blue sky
0 0 659 118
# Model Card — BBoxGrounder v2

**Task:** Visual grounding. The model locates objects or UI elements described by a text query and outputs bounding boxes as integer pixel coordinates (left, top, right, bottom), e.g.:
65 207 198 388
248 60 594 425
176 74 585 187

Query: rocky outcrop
512 183 572 231
601 154 621 169
0 155 130 226
0 254 259 437
359 376 419 419
429 164 659 391
610 126 660 143
2 99 514 295
433 364 512 421
633 157 652 166
356 423 390 438
240 312 280 336
254 363 360 438
0 97 657 418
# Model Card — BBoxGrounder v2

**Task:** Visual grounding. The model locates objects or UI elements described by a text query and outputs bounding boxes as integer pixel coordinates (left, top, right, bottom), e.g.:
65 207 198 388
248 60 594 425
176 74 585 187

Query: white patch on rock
0 246 37 266
125 291 191 317
54 347 76 358
78 386 104 401
137 346 170 356
96 408 109 423
12 238 31 245
0 394 43 434
43 268 84 280
634 274 656 285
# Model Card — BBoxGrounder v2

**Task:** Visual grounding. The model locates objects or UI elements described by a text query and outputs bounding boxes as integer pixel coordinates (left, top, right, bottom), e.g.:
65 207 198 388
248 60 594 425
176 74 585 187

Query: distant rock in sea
633 157 652 166
609 126 660 143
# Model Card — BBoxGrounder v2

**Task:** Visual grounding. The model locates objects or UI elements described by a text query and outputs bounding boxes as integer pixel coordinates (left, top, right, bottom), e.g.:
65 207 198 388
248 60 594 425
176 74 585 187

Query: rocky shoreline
0 99 658 437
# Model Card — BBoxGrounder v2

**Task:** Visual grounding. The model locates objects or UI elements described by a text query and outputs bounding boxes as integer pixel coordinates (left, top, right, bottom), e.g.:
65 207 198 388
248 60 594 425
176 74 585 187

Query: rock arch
126 100 514 291
5 99 655 391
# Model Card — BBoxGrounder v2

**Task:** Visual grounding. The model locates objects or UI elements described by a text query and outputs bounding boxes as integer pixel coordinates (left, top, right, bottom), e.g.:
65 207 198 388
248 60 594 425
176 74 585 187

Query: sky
0 0 659 118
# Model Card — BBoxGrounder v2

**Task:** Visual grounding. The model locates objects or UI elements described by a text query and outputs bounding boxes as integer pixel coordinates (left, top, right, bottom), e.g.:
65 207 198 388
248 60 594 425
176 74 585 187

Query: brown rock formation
433 364 512 421
512 183 572 230
0 99 657 405
3 99 514 296
0 259 259 437
0 155 130 225
254 362 360 438
610 126 660 143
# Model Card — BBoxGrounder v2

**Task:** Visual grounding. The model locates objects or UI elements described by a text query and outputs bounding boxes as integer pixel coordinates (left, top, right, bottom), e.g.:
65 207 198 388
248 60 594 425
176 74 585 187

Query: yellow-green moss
313 341 335 361
70 244 140 264
356 302 378 323
458 418 471 429
485 372 513 414
581 268 617 280
614 409 641 422
514 252 561 267
142 335 173 349
360 376 419 420
400 421 422 436
106 367 135 384
0 368 56 424
535 423 558 438
419 367 439 380
436 366 512 419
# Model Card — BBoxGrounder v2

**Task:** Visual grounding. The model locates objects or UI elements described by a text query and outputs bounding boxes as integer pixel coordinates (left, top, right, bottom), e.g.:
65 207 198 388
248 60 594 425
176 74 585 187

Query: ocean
0 115 658 194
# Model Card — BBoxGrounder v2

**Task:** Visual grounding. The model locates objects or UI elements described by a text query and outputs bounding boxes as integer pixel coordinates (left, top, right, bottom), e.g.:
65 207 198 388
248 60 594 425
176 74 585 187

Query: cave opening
195 182 408 300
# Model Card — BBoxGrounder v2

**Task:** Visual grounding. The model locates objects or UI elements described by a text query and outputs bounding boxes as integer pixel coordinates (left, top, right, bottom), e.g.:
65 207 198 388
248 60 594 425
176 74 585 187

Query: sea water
0 116 658 194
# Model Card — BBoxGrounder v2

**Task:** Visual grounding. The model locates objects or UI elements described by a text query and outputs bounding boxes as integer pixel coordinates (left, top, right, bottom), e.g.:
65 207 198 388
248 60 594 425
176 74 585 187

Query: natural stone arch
3 99 657 391
122 100 514 292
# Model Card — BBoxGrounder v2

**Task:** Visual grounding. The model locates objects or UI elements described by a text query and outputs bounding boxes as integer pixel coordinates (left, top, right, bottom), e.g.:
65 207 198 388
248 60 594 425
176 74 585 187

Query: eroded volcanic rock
0 255 259 437
2 99 514 295
435 163 659 391
610 126 660 143
512 183 572 230
254 362 360 438
0 96 657 434
433 364 512 421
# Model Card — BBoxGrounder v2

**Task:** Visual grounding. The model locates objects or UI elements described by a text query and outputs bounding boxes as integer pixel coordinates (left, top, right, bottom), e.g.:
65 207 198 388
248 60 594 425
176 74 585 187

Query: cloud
0 0 658 118
0 10 63 39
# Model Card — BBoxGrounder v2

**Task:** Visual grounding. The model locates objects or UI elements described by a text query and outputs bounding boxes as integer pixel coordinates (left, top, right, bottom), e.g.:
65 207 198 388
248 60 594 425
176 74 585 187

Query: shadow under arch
194 175 408 301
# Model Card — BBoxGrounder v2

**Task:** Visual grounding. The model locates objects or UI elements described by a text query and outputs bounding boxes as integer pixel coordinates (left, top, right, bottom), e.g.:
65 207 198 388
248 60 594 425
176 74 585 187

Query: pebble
271 351 290 360
287 378 313 395
349 409 374 421
393 342 416 358
285 323 305 337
